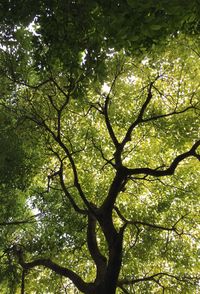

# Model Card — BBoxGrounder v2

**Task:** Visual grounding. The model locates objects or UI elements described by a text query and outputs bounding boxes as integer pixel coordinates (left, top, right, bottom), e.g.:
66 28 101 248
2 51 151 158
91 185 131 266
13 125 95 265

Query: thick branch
97 169 128 252
101 167 128 213
126 140 200 177
104 95 119 148
14 247 94 293
87 212 107 283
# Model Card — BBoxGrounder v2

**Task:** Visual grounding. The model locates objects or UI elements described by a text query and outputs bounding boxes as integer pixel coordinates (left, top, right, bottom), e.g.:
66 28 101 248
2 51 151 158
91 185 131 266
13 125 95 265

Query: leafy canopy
0 1 200 293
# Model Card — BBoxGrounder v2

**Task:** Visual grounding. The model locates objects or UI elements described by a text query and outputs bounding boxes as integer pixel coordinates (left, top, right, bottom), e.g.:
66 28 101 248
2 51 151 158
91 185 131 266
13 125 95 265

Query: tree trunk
91 234 123 294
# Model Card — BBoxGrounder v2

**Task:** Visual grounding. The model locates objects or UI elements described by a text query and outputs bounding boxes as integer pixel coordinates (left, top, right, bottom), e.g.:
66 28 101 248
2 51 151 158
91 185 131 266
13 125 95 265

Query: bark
87 212 107 284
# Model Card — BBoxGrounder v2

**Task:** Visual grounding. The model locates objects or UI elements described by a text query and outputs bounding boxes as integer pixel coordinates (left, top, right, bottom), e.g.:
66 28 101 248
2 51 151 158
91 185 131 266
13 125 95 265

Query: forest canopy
0 1 200 293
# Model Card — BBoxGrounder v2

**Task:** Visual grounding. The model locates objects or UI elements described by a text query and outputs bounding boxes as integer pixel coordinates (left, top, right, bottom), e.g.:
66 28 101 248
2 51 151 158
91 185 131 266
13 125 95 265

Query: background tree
0 1 200 293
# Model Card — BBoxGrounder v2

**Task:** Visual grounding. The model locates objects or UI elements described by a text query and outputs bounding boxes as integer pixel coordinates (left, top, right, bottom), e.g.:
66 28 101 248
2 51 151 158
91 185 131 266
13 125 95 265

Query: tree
0 1 200 293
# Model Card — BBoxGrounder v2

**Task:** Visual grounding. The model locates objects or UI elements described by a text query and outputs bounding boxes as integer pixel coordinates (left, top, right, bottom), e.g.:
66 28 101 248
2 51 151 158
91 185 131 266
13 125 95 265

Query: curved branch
59 166 87 215
45 128 94 213
91 137 116 169
113 79 159 167
51 78 71 105
57 140 88 198
114 206 188 235
14 247 94 293
102 66 124 150
120 79 156 149
101 167 128 213
142 104 198 123
126 140 200 177
26 109 94 214
118 272 198 286
104 95 119 148
4 71 50 90
47 147 87 215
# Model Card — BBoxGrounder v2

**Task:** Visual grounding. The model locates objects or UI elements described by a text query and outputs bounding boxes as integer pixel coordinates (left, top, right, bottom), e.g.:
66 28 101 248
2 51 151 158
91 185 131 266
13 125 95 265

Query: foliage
1 0 200 70
0 1 199 294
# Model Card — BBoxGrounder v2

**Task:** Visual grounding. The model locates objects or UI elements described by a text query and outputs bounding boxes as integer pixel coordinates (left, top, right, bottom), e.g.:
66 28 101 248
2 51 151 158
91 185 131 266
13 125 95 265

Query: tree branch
118 285 130 294
55 137 95 213
104 94 119 149
102 62 125 150
114 206 188 235
29 113 94 214
13 246 94 293
4 73 51 90
0 214 42 226
87 212 107 283
51 78 71 105
118 272 199 286
21 269 26 294
23 108 95 217
91 137 116 169
142 104 198 123
120 79 156 149
59 164 87 215
126 140 200 177
100 167 128 213
48 147 87 215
